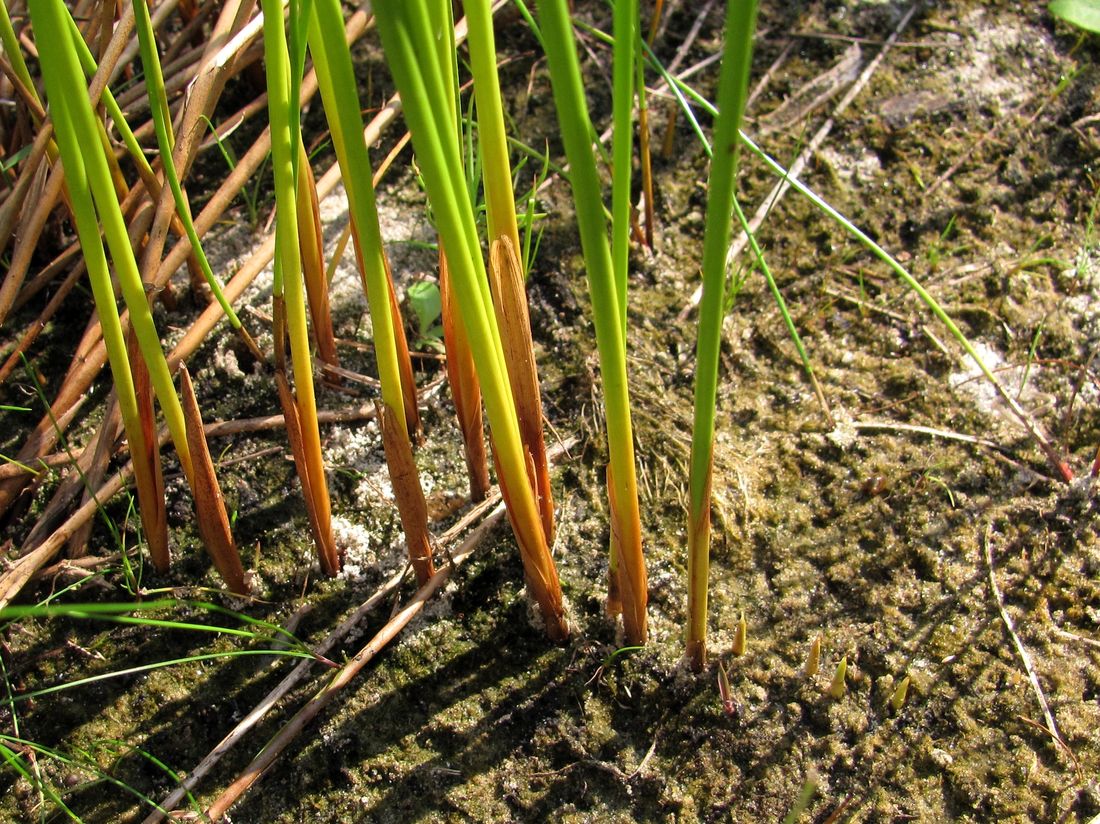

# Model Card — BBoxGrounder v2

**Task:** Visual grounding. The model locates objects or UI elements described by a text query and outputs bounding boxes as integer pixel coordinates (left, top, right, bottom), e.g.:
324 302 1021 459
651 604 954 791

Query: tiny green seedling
405 280 445 352
587 645 644 688
890 675 911 711
1018 319 1046 399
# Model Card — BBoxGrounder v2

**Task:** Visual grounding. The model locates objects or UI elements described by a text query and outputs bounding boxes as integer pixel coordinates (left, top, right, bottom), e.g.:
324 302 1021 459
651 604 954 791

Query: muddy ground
3 0 1100 821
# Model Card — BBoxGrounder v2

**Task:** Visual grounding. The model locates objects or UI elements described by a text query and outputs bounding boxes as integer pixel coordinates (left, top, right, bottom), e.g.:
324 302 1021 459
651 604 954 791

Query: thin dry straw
142 482 500 822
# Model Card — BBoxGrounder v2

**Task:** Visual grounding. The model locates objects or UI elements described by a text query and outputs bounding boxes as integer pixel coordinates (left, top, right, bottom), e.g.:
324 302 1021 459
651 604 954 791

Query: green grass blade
374 0 567 638
538 0 647 644
130 0 242 329
611 0 637 337
30 0 193 483
308 0 407 426
686 0 758 670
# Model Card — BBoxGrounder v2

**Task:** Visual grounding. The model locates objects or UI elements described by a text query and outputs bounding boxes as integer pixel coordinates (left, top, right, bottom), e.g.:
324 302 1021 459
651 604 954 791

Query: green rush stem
31 0 193 483
0 0 35 105
430 0 460 139
439 6 507 362
28 0 168 549
539 0 645 638
287 0 314 186
373 1 540 555
262 0 334 530
308 0 405 427
611 0 637 338
539 0 636 502
686 0 758 667
466 0 521 254
62 11 155 190
130 0 241 328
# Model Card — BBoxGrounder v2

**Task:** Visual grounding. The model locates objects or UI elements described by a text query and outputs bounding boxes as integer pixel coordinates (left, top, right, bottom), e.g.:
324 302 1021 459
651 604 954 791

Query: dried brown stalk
62 395 124 561
0 115 53 271
273 301 341 577
203 502 508 822
128 326 169 571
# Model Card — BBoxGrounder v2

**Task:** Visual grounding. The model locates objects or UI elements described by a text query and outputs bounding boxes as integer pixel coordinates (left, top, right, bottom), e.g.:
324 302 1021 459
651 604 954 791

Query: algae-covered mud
3 1 1100 821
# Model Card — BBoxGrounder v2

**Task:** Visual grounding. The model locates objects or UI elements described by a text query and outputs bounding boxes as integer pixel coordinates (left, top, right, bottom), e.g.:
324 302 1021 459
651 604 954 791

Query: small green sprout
827 656 848 699
405 280 445 352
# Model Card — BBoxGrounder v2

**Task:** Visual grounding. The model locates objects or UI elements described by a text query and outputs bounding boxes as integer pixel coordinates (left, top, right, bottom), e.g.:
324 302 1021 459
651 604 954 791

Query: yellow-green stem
262 0 336 571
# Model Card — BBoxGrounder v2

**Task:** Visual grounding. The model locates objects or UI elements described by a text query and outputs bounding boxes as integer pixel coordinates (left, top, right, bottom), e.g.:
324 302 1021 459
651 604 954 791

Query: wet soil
3 1 1100 821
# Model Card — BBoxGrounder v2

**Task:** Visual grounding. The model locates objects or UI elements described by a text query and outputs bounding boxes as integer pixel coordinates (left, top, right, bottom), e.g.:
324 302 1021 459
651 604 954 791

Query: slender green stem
375 2 522 470
539 0 646 643
130 0 241 328
466 0 521 254
30 0 192 483
374 0 566 637
287 0 314 187
0 0 35 105
686 0 758 669
308 0 406 426
611 0 637 338
262 0 337 568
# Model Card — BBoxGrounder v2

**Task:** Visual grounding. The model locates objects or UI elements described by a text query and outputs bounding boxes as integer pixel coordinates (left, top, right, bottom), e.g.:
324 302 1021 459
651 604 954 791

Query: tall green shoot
686 0 758 671
467 0 556 543
539 0 648 644
374 0 568 640
308 0 435 584
28 0 195 572
129 0 243 331
261 0 339 575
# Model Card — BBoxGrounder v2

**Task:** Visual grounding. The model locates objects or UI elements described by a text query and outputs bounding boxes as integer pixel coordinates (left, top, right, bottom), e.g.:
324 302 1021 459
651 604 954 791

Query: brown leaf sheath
378 402 435 586
271 296 341 576
491 443 568 641
296 141 340 376
179 365 249 594
488 236 554 544
126 327 169 571
608 462 648 645
439 251 490 501
274 370 341 577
